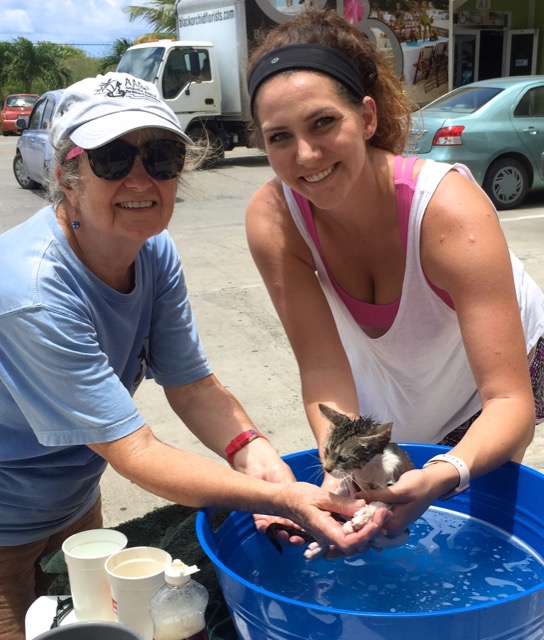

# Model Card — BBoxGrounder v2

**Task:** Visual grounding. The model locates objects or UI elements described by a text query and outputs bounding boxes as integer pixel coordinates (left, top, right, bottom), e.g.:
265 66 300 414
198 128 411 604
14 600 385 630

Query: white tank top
283 160 544 443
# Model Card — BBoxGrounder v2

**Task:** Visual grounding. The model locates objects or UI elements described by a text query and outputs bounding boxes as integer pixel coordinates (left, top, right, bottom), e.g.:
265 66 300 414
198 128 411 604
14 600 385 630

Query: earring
71 220 81 229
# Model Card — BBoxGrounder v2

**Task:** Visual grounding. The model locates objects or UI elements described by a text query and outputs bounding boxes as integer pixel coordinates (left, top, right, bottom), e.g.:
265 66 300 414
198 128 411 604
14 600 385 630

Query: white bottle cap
164 559 200 587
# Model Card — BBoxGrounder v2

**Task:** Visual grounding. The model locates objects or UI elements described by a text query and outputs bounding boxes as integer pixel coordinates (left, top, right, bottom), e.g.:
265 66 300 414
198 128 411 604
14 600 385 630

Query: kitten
300 404 415 558
266 405 414 558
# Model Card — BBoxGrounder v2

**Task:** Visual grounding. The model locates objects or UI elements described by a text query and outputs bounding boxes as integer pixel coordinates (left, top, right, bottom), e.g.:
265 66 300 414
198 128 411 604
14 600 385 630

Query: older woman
0 72 375 640
245 10 544 551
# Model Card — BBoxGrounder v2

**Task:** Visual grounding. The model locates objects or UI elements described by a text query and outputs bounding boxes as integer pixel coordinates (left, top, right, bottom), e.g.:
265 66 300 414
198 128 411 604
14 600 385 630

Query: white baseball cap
50 72 192 149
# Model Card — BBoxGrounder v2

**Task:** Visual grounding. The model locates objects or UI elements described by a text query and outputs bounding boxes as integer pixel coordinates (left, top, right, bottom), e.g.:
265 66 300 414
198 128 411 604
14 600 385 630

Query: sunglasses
64 138 186 181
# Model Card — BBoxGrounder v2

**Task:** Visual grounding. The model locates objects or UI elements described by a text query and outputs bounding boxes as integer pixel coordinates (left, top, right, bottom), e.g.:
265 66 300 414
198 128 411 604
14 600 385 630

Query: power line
30 43 116 47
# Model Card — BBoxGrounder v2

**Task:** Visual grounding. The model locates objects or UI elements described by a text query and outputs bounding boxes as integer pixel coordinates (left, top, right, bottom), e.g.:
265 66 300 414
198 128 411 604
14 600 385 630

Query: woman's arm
368 169 536 538
246 180 360 458
421 168 535 473
87 423 383 554
163 373 295 483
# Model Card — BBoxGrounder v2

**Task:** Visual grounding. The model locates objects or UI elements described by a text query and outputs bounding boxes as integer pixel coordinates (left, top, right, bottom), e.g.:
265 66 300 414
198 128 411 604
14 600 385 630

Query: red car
1 93 39 136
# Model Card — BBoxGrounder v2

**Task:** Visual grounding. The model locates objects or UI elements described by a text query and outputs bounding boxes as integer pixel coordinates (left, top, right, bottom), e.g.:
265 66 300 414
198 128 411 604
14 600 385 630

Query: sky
0 0 153 57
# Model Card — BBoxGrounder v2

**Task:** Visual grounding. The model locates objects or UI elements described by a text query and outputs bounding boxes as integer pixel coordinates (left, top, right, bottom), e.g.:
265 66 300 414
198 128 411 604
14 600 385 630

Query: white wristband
423 454 470 500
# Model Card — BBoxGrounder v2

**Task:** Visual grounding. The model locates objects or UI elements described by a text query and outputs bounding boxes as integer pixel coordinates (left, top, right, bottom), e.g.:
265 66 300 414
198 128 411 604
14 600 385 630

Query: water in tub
227 506 544 613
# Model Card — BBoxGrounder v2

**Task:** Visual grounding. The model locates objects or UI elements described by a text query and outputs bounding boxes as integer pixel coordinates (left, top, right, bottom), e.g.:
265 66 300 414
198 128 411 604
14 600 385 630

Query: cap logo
271 57 280 65
95 77 160 104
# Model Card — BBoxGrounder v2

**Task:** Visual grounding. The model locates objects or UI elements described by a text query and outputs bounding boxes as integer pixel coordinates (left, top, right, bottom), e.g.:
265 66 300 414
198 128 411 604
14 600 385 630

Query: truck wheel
482 157 529 210
188 126 225 170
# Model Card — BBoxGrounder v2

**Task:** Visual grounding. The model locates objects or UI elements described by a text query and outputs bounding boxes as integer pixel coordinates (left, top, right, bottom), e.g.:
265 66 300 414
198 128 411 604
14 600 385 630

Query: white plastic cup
62 528 128 622
105 546 172 640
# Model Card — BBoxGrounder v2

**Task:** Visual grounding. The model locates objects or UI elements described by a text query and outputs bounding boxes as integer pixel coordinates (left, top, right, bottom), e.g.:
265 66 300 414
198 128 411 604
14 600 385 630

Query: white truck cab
118 41 221 126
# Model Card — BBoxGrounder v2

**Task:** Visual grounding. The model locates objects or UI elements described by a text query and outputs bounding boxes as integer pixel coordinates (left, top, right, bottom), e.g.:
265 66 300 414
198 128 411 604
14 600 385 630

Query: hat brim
70 110 192 148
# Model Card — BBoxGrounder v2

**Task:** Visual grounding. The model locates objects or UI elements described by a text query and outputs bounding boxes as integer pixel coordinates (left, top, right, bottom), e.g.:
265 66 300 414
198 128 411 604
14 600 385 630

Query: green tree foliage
99 38 135 73
0 42 12 93
0 39 104 99
4 38 72 93
123 0 177 37
66 56 102 84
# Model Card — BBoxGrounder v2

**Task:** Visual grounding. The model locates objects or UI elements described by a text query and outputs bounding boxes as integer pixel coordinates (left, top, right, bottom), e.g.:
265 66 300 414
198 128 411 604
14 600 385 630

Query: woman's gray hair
47 138 81 206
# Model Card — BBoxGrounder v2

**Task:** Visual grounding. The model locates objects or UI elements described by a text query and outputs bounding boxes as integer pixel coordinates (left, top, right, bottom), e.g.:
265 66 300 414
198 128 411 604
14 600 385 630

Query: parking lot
1 135 544 526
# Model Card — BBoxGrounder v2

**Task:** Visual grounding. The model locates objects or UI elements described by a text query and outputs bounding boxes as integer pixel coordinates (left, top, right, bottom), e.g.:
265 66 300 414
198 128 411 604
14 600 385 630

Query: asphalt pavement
1 138 544 527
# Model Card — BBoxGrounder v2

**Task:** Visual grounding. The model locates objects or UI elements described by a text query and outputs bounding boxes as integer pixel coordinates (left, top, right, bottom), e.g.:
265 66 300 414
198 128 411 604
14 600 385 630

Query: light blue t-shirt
0 206 212 544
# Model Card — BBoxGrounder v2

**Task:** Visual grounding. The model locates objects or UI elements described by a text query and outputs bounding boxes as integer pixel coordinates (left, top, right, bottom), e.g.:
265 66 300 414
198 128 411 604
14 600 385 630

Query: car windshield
117 47 164 83
6 96 38 108
423 87 504 114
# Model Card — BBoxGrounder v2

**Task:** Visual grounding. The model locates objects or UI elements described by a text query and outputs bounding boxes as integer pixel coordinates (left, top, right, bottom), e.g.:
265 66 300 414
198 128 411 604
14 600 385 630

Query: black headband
248 44 366 115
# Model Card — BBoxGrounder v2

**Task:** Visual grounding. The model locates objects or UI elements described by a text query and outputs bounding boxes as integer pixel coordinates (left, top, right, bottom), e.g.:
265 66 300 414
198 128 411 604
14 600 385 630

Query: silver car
410 76 544 210
13 89 63 190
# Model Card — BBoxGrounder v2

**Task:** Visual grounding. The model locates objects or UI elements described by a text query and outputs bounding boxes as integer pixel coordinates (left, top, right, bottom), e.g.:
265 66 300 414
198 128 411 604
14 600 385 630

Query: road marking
500 213 544 222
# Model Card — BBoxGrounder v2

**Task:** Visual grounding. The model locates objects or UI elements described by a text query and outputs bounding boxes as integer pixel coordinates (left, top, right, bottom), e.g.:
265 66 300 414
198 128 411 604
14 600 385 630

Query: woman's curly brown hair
247 8 413 155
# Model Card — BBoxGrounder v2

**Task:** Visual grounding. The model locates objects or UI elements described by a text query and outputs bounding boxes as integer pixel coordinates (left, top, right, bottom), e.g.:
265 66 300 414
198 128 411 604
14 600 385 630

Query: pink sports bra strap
394 155 454 310
292 190 315 242
394 155 419 255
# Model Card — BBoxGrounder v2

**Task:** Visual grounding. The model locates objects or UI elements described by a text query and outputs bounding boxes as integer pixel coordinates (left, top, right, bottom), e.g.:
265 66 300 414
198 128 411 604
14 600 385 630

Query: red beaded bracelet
225 429 268 467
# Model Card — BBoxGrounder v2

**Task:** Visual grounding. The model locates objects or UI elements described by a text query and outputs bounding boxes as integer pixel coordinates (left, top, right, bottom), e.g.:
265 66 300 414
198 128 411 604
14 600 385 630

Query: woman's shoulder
247 177 290 226
421 160 497 233
246 177 313 262
248 176 285 207
416 158 477 184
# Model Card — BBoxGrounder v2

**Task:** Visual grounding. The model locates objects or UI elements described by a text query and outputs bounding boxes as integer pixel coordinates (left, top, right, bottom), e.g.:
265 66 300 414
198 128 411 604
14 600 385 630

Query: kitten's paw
347 501 387 532
342 520 356 534
349 507 372 531
303 541 328 560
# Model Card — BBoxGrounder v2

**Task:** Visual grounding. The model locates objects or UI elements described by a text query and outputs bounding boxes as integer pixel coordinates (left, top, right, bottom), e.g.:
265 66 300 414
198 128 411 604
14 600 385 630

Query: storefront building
256 0 543 105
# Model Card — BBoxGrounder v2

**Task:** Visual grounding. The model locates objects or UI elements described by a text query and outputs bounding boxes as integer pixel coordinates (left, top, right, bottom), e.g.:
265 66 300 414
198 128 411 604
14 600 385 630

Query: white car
13 89 64 190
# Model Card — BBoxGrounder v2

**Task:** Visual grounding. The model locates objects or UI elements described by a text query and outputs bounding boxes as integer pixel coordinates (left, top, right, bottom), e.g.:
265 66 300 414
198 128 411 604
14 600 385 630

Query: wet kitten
303 404 415 559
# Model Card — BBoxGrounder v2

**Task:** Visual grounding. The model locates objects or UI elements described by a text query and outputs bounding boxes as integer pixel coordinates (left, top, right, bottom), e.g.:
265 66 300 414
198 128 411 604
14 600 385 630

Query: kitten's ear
381 422 394 437
318 403 346 427
370 422 394 451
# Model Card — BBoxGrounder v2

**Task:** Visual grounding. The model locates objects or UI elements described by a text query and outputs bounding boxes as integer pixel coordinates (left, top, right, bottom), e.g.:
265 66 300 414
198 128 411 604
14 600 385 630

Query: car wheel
13 153 40 189
482 157 529 210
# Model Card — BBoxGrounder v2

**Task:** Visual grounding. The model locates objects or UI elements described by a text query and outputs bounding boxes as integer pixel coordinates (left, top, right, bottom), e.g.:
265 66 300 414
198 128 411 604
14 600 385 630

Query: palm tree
122 0 177 37
5 38 72 92
99 38 135 73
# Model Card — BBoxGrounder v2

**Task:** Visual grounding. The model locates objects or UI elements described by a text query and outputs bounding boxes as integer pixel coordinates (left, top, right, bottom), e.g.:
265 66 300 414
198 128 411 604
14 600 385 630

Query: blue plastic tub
197 445 544 640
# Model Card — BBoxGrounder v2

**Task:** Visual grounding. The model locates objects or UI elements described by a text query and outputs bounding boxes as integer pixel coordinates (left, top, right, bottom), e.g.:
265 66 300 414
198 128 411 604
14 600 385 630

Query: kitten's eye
336 455 348 464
